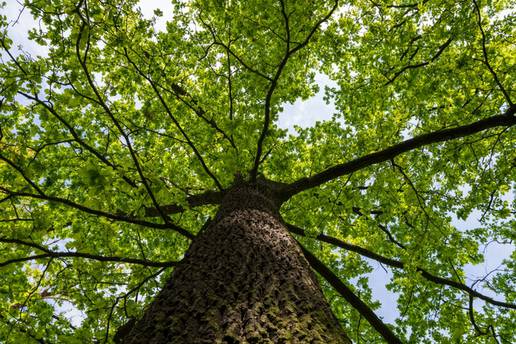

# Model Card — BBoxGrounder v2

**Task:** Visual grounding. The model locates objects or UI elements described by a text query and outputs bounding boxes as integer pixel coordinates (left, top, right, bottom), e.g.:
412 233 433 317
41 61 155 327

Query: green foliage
0 0 514 342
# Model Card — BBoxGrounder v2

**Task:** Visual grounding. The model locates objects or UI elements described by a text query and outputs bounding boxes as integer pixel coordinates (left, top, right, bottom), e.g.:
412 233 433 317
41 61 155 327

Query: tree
0 0 514 342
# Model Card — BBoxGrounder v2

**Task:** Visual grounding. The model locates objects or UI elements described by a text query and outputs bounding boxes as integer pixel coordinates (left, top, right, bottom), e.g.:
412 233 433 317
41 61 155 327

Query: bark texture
123 183 350 343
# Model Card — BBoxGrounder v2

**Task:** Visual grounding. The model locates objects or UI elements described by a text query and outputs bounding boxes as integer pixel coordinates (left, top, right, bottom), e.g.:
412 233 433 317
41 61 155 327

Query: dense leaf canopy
0 0 514 342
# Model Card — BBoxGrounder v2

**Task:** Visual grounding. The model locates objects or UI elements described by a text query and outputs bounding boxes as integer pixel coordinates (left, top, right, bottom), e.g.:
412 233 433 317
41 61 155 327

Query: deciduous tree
0 0 514 343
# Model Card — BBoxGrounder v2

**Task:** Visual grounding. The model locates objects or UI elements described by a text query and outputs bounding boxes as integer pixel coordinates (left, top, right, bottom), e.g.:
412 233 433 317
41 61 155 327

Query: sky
1 0 513 329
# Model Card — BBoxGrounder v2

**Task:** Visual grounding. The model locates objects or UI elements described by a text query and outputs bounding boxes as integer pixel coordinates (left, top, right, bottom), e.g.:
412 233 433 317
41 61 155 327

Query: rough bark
122 183 351 343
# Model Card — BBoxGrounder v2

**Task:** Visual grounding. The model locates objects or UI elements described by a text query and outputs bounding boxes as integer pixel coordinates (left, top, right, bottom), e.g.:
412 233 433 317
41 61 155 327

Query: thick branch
282 109 516 199
0 187 194 239
299 243 404 344
144 190 224 217
0 244 179 268
288 224 516 310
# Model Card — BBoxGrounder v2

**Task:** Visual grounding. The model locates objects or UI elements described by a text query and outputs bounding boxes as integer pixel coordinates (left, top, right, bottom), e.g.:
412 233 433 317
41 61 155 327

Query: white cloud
1 1 49 58
137 0 174 32
277 73 337 134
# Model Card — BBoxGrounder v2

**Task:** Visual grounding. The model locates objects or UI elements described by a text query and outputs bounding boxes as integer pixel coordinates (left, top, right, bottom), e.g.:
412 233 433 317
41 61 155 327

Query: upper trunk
122 182 351 343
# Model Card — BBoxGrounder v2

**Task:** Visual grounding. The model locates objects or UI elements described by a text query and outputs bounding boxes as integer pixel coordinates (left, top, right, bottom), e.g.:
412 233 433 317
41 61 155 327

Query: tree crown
0 0 514 342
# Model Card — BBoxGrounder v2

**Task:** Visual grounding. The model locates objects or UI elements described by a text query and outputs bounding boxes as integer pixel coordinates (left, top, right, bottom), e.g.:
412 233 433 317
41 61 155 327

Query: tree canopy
0 0 514 342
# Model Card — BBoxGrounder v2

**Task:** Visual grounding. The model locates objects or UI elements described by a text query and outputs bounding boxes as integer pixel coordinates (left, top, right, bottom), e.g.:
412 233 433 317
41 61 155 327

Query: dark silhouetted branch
473 0 512 106
74 17 171 228
299 243 404 344
288 224 516 310
17 91 138 188
0 238 180 268
0 187 194 239
0 152 45 195
123 48 224 191
144 190 224 217
157 82 237 150
385 36 453 85
282 109 516 199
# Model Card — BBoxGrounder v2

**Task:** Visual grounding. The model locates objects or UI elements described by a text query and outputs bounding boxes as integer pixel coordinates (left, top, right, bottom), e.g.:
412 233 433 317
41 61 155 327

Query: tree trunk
122 183 351 343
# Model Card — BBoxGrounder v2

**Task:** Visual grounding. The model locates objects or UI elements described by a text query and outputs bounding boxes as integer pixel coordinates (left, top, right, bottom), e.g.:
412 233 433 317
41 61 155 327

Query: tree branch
299 243 404 344
352 207 406 249
0 152 45 195
111 267 167 343
199 16 272 82
122 48 224 191
144 190 224 217
0 36 28 75
226 44 235 122
157 82 237 150
282 109 516 199
472 0 513 106
287 223 516 309
74 17 171 228
17 91 138 188
250 0 339 181
385 36 453 86
0 187 194 239
0 246 178 268
0 238 178 267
